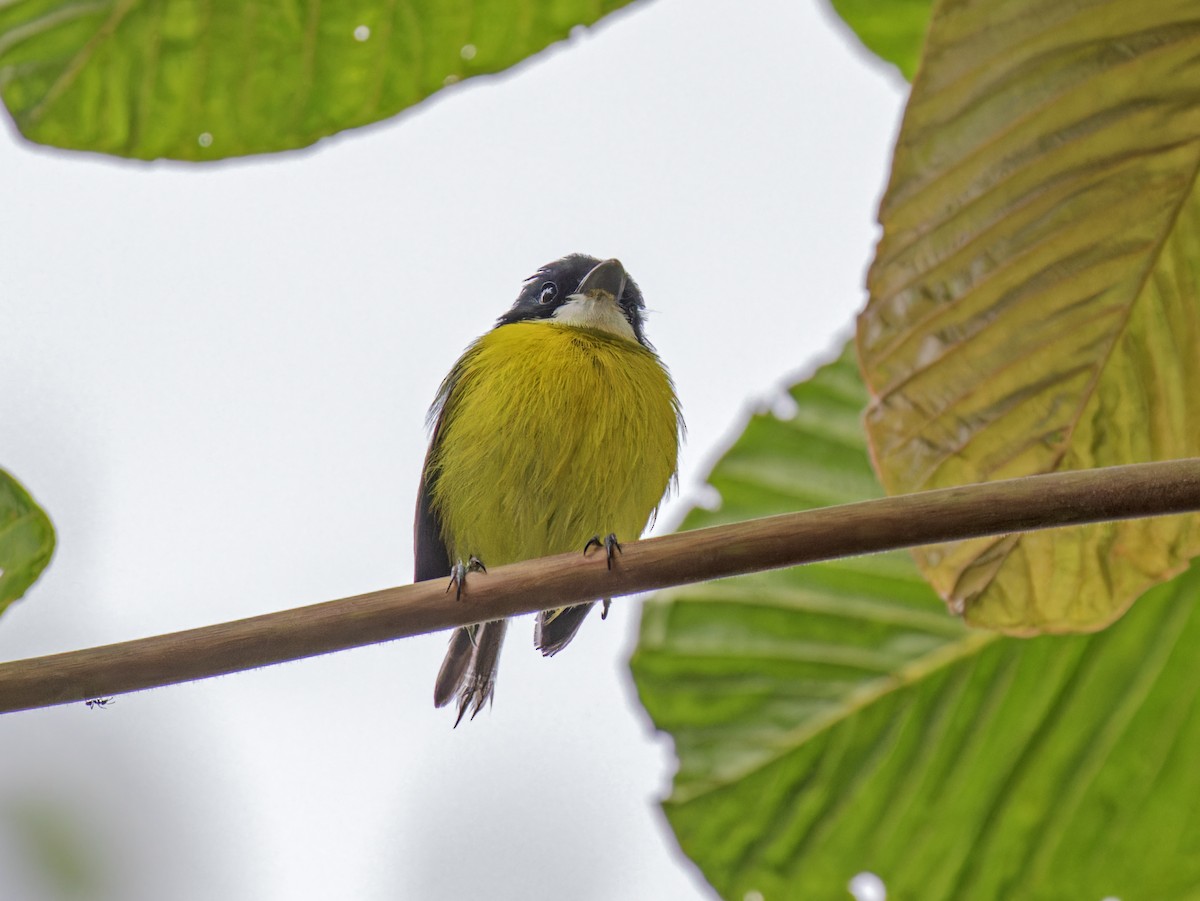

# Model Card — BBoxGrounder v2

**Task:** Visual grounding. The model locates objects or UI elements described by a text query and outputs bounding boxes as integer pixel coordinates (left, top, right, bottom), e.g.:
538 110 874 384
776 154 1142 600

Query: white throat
552 294 638 341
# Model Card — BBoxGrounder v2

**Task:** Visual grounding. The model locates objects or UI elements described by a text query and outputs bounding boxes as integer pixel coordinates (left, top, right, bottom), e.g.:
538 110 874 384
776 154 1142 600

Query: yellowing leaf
857 0 1200 632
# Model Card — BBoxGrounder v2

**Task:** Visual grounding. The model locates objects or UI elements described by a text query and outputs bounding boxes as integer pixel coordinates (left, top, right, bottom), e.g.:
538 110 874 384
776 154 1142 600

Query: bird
415 254 682 724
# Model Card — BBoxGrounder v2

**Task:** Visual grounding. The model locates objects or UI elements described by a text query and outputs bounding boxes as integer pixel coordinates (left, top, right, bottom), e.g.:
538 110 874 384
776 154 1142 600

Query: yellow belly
428 321 681 567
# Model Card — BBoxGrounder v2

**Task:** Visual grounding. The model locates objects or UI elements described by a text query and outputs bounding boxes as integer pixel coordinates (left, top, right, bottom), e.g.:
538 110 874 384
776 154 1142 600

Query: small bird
415 254 682 724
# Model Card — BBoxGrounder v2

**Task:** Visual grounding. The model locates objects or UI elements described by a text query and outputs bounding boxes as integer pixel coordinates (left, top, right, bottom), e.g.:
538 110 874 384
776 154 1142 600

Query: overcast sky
0 1 906 897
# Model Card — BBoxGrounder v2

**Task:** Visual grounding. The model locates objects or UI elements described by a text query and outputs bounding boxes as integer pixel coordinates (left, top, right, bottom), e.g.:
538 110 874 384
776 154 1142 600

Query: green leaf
825 0 931 81
0 469 55 615
857 0 1200 632
0 0 636 160
633 346 1200 900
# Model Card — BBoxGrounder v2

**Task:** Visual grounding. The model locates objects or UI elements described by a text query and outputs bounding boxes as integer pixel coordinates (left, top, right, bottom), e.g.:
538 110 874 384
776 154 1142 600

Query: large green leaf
0 0 635 160
826 0 931 81
633 347 1200 900
0 469 55 616
857 0 1200 632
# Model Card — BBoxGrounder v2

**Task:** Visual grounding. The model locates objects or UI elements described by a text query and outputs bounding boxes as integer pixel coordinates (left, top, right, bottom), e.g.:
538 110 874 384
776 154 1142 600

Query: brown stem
2 458 1199 714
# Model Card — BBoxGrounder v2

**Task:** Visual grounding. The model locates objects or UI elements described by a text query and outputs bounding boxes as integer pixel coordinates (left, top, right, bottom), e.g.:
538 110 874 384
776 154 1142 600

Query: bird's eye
538 282 558 304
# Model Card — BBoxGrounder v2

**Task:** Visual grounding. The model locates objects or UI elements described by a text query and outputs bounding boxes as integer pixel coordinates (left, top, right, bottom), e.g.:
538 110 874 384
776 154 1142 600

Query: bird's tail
434 619 508 725
535 602 597 657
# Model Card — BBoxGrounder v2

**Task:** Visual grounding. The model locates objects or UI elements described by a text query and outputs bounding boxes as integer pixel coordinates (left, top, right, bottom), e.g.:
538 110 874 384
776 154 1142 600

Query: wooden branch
2 458 1199 715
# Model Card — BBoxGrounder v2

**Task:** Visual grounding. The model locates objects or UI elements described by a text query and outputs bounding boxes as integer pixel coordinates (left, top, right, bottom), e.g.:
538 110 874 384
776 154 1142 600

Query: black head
496 253 651 347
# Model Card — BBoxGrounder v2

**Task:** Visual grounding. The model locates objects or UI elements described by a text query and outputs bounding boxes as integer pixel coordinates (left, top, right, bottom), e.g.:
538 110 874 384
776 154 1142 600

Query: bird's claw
583 533 622 570
446 556 487 600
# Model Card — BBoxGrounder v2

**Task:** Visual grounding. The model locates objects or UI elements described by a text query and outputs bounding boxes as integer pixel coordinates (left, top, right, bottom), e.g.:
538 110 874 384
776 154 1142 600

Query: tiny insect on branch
1 458 1199 715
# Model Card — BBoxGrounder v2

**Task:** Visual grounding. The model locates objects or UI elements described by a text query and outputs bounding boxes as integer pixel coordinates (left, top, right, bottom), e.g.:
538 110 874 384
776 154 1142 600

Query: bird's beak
575 258 627 303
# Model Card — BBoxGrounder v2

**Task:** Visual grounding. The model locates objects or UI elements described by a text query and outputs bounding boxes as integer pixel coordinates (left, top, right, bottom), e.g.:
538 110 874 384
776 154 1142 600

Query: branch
3 458 1200 715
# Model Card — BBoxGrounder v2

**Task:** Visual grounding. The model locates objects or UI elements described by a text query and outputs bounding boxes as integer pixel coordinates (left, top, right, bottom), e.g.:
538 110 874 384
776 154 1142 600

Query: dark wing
415 349 472 583
414 419 452 583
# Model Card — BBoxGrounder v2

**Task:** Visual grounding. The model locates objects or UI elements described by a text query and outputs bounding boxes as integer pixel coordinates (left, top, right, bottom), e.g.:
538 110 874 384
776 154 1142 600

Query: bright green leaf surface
857 0 1200 632
0 0 635 160
633 347 1200 900
826 0 930 81
0 469 55 616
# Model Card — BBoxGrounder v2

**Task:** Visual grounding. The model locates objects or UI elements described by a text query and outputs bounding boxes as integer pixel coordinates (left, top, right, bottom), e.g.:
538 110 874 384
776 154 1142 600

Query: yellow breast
427 320 681 567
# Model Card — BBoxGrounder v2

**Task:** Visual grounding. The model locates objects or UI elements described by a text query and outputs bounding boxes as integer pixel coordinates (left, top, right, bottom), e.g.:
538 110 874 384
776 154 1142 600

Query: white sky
0 1 906 898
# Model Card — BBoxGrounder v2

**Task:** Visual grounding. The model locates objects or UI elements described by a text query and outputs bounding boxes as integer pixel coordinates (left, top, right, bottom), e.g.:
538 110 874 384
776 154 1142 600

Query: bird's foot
446 555 487 601
583 533 622 570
